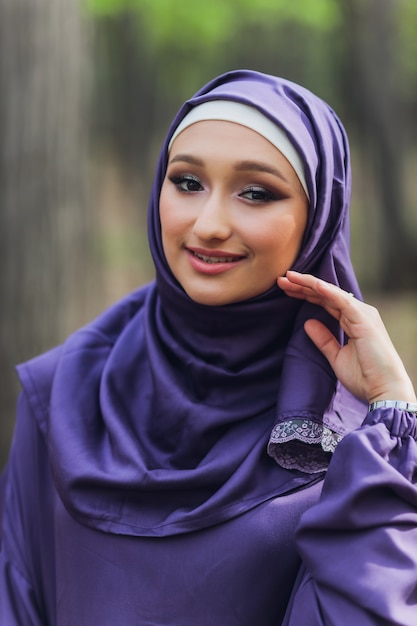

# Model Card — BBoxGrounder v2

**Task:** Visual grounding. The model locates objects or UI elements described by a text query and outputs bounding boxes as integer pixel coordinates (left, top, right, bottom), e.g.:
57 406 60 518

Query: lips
192 251 242 264
186 247 245 275
187 247 245 264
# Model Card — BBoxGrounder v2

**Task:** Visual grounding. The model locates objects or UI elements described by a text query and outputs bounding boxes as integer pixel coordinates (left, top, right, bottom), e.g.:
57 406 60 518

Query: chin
186 292 233 307
182 286 237 307
183 285 268 307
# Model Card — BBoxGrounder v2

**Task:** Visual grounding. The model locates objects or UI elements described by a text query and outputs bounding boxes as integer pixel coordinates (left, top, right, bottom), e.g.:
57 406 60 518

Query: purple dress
1 70 417 624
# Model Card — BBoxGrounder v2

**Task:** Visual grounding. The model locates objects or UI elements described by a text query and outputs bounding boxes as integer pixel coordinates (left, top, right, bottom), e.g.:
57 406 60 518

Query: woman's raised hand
278 271 416 405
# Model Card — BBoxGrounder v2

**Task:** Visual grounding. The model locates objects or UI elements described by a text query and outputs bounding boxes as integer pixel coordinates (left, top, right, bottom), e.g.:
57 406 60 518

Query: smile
193 251 242 264
186 248 245 275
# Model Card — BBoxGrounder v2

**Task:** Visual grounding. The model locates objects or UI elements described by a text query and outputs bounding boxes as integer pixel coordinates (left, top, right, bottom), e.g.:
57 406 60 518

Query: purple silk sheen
284 408 417 624
0 394 324 625
18 285 315 537
149 69 367 466
16 69 367 539
151 70 355 279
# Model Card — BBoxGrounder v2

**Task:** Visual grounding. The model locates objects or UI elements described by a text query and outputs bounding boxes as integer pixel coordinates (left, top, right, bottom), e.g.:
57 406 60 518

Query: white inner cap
168 100 309 200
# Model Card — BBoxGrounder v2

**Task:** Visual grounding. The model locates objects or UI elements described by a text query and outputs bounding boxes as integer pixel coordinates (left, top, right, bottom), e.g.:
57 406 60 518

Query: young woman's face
160 120 309 306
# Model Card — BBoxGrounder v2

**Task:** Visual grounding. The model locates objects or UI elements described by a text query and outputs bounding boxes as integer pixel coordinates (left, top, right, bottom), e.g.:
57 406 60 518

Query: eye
169 174 203 193
239 186 277 203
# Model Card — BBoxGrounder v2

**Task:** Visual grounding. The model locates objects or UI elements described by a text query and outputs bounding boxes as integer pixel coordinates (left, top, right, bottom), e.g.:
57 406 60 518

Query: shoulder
16 283 155 436
16 346 62 438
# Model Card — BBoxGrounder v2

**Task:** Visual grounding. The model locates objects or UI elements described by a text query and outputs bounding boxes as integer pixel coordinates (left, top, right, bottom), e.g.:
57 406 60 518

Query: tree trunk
339 0 417 289
0 0 95 466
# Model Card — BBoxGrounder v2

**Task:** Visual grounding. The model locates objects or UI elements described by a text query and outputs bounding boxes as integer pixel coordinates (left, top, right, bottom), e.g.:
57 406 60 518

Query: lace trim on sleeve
267 418 344 473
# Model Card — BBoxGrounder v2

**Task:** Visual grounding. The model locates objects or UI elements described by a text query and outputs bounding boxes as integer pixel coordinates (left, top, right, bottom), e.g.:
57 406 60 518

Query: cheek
159 188 176 262
159 187 195 259
251 212 307 272
159 186 180 243
159 185 170 231
252 215 304 251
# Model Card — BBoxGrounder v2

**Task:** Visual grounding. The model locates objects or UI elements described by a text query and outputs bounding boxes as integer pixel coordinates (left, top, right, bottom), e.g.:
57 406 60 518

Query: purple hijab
18 70 366 538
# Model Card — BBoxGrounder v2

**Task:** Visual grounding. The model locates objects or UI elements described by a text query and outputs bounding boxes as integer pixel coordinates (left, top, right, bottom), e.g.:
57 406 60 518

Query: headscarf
149 69 366 470
18 70 367 538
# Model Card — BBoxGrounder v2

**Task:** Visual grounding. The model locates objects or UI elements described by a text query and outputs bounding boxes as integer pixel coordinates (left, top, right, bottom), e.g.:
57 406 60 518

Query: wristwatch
368 400 417 414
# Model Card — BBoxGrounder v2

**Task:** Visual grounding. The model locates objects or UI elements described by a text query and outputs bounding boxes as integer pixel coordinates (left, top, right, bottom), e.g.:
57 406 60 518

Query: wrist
368 378 416 406
368 399 417 414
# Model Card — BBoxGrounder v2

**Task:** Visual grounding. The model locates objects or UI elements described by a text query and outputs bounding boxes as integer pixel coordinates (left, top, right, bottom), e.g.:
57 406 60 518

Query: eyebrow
234 160 289 183
168 154 289 183
169 154 203 166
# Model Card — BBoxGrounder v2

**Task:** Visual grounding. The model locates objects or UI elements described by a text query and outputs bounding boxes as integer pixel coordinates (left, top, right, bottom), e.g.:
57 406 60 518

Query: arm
279 272 417 625
284 405 417 625
0 393 55 625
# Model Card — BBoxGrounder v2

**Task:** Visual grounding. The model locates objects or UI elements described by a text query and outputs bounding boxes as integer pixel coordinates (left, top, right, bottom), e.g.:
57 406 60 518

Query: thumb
304 319 341 368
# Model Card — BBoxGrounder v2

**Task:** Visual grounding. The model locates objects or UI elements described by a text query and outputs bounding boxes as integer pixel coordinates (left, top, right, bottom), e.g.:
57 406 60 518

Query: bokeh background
1 0 417 467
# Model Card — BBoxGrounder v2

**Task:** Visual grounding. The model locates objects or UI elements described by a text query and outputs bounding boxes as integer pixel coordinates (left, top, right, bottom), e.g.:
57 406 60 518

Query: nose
192 192 232 241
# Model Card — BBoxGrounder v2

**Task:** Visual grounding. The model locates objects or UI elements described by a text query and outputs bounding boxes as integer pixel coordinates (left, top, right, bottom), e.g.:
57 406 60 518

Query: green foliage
396 0 417 98
84 0 340 50
84 0 127 16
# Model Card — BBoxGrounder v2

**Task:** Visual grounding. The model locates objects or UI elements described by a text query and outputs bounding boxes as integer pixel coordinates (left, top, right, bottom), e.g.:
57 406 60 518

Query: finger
279 271 320 293
304 319 342 368
277 273 323 304
285 272 353 304
313 278 356 308
279 272 358 320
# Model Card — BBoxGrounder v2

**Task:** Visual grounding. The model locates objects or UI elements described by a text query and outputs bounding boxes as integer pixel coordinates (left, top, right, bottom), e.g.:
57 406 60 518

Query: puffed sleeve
0 393 55 625
283 407 417 625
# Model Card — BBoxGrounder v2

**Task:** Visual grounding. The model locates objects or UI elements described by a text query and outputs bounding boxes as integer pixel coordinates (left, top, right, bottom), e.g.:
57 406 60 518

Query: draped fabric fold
17 70 366 537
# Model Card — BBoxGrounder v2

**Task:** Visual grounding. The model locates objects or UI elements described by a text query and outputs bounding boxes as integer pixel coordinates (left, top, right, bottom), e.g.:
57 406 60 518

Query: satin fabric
2 397 417 625
2 70 417 626
15 70 367 537
0 394 325 625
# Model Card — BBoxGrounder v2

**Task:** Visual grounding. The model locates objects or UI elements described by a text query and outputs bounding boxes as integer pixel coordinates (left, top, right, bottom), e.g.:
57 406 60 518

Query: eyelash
169 175 203 193
168 175 278 204
239 186 277 203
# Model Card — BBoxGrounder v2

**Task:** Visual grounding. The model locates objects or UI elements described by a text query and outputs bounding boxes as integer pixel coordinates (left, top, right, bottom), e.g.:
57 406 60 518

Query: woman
1 69 416 625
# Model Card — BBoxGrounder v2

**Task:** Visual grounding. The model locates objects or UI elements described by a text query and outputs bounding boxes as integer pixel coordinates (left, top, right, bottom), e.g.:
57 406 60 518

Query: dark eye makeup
239 186 278 203
169 174 203 193
168 172 286 204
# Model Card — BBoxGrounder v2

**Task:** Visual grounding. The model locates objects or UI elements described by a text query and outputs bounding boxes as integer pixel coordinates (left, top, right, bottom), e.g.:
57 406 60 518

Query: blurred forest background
1 0 417 467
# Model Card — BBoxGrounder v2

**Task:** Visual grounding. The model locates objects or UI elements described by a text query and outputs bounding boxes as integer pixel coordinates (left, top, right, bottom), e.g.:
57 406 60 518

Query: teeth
195 252 239 264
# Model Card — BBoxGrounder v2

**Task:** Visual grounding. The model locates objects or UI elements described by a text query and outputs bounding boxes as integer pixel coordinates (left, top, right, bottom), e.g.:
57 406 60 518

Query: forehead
168 120 304 187
170 120 291 161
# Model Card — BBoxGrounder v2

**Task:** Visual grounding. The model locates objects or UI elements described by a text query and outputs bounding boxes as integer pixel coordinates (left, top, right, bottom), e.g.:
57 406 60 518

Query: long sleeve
0 393 56 625
284 407 417 625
